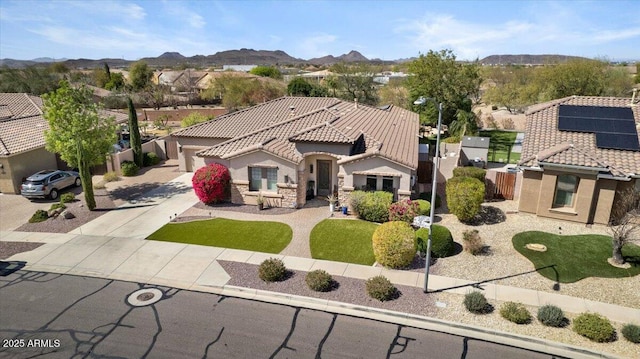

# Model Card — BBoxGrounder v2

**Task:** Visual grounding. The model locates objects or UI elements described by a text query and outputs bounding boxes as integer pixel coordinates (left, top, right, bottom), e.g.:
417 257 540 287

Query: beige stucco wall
175 137 226 172
295 143 351 157
0 149 57 194
340 156 414 193
518 170 542 214
519 168 622 225
303 154 340 197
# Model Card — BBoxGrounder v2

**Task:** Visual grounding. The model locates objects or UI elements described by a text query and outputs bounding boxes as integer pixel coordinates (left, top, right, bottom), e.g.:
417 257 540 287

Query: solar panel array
558 105 639 151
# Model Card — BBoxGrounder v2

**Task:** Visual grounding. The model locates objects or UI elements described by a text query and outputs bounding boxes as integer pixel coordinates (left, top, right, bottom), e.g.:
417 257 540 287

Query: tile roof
519 96 640 177
0 93 127 156
194 97 420 168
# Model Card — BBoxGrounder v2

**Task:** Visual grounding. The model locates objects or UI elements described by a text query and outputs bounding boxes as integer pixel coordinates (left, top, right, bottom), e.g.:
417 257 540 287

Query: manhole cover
127 288 164 307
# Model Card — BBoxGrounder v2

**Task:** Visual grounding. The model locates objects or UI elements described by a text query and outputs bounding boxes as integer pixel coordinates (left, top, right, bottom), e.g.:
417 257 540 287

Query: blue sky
1 0 639 61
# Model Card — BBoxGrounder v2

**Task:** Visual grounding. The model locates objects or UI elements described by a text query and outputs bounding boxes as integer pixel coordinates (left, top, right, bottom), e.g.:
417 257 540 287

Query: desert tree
43 81 117 210
608 186 640 265
127 97 143 167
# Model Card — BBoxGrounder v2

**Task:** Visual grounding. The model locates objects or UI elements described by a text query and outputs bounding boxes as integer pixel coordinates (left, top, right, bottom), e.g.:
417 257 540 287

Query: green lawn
513 231 640 283
147 218 292 253
310 219 378 265
479 130 521 164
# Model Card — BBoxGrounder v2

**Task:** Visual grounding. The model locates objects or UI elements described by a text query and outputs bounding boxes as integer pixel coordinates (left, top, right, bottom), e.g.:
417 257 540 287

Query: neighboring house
0 93 128 194
518 96 640 225
172 97 420 208
156 70 210 93
459 136 490 168
222 65 257 72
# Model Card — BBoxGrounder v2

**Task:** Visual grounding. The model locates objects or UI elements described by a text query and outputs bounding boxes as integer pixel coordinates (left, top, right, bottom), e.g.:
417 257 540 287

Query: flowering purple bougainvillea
192 163 231 204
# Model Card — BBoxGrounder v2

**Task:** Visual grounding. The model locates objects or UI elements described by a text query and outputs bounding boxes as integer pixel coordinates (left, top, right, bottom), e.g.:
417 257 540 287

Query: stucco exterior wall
518 170 542 214
591 179 618 224
295 143 351 157
340 157 413 193
175 137 226 172
0 149 57 194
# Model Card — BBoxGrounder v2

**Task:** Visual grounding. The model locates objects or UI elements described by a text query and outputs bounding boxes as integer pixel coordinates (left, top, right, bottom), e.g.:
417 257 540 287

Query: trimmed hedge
120 161 139 177
419 192 441 209
143 152 160 166
446 176 485 222
415 224 454 258
60 192 75 203
537 305 565 327
414 199 431 215
453 166 486 182
573 313 616 343
258 258 287 282
350 190 393 223
365 275 397 301
464 291 489 314
372 221 416 268
305 270 333 292
500 302 531 324
621 323 640 343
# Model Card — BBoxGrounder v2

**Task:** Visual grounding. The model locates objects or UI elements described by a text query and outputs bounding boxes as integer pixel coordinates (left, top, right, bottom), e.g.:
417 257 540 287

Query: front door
317 160 331 196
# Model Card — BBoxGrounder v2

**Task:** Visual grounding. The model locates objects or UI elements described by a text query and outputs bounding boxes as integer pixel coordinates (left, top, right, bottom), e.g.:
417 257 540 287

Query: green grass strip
310 219 378 265
147 218 292 254
512 231 640 283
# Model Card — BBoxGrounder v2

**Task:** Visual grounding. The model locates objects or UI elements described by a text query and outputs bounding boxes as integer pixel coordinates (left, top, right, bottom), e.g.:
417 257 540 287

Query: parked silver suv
21 170 81 200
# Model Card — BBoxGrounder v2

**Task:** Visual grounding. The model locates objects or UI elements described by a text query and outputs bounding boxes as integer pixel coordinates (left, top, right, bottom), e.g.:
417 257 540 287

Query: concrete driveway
0 193 53 231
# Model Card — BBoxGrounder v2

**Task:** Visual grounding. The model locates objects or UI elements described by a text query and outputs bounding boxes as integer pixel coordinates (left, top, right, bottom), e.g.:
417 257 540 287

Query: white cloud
298 33 337 58
64 0 146 20
161 1 206 29
593 27 640 42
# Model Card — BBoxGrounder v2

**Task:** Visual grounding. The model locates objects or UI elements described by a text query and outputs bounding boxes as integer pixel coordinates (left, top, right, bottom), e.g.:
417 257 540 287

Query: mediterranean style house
171 97 420 208
518 96 640 225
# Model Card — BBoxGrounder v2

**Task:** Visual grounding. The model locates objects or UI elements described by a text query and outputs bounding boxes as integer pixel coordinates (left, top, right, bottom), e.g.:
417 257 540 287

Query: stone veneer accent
278 183 298 208
231 182 249 203
397 190 412 202
296 169 307 207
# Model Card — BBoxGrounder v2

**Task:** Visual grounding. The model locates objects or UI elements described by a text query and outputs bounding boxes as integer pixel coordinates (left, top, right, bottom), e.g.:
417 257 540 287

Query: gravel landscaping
221 260 639 358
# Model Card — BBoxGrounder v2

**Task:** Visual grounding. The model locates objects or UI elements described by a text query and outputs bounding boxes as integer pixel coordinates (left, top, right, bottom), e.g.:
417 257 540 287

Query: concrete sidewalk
1 230 637 326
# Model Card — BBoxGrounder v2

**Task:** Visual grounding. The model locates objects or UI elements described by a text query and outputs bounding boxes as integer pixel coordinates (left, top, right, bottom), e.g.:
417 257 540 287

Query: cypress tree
127 97 143 167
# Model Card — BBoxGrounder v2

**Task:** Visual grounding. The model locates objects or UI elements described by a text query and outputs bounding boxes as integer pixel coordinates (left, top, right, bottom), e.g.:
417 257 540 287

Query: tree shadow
462 206 507 226
429 265 557 293
108 182 190 203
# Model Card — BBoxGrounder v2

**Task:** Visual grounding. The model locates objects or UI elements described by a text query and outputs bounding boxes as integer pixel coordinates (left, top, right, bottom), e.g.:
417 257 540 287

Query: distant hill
480 54 590 65
0 51 607 69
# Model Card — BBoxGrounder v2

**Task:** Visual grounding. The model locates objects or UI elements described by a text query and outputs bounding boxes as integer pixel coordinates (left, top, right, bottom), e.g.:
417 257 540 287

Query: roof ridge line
25 93 43 115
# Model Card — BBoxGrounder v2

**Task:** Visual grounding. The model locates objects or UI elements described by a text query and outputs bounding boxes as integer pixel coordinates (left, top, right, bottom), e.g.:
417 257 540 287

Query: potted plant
256 194 265 211
327 194 337 213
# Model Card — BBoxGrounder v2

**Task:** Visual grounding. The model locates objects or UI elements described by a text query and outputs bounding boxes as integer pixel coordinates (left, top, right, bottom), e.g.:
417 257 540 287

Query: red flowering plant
388 199 419 224
192 163 231 204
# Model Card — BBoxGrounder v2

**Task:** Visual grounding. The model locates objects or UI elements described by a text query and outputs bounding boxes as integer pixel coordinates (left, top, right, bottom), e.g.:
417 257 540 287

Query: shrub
621 323 640 343
414 199 431 216
501 118 515 130
462 229 485 255
120 161 139 177
49 203 66 211
93 181 106 189
372 221 416 268
192 163 231 204
181 112 210 128
365 275 397 301
464 291 489 314
415 225 454 258
29 209 49 223
419 192 441 209
388 199 419 224
103 171 120 182
537 305 565 327
305 270 333 292
353 191 393 223
500 302 531 324
453 166 486 183
573 313 616 343
446 176 485 222
258 258 287 282
59 192 75 203
143 152 160 167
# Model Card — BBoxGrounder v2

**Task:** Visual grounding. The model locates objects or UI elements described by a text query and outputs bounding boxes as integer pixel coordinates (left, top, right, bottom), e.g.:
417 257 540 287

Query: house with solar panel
517 95 640 225
171 97 420 208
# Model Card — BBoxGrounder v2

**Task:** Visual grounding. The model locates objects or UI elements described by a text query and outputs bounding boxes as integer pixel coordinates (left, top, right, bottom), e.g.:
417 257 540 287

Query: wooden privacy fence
486 171 516 200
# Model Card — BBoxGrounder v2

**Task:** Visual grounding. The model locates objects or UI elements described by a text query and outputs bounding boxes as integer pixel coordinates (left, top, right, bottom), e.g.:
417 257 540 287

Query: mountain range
0 49 591 69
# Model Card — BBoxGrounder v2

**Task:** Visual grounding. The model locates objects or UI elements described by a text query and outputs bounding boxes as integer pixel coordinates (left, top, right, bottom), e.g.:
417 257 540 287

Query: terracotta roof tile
519 96 640 177
194 97 420 168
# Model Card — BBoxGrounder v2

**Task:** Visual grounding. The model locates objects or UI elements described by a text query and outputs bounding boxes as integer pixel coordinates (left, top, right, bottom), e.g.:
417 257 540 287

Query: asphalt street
0 271 563 359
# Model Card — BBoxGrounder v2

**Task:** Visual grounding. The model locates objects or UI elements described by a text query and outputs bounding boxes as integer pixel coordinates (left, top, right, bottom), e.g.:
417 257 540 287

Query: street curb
14 268 622 359
215 285 622 359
